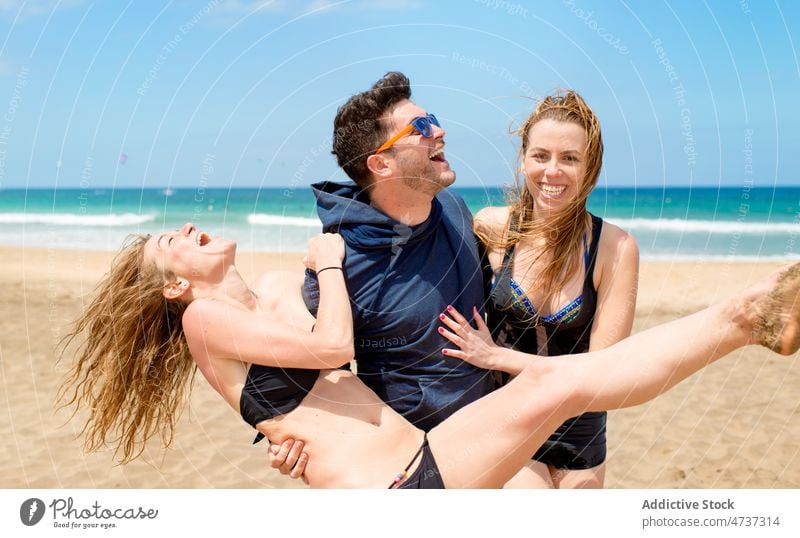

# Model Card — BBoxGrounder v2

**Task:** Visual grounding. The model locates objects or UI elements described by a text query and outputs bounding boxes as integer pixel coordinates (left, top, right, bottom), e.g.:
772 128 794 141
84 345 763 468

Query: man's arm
268 439 308 484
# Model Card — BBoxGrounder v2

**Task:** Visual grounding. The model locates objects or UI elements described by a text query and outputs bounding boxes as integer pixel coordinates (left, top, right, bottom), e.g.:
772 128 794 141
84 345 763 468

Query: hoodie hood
305 180 493 430
311 180 442 250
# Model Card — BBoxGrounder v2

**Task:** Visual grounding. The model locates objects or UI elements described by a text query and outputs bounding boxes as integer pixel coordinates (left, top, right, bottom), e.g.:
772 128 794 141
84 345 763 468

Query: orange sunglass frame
375 114 440 154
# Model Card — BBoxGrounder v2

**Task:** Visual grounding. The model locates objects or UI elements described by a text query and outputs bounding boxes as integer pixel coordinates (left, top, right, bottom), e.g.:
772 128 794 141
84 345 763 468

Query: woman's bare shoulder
598 220 638 253
596 219 640 273
475 206 512 272
475 206 511 235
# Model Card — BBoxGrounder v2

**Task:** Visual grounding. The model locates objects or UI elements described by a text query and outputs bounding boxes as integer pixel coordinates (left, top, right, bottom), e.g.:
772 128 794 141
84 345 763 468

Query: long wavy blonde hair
58 235 195 463
481 90 603 318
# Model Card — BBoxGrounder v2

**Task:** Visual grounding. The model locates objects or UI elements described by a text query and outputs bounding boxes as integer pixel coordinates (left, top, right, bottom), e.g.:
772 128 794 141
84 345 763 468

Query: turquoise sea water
1 186 799 260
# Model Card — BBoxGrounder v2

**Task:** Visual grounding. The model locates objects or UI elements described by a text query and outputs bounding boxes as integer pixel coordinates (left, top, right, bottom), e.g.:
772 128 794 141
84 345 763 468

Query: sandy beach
1 246 797 488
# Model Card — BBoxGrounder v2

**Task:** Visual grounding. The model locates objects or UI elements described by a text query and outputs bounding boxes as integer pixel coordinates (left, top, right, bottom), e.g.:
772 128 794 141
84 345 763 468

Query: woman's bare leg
428 263 800 488
503 461 554 488
427 356 575 488
573 263 800 411
553 464 605 489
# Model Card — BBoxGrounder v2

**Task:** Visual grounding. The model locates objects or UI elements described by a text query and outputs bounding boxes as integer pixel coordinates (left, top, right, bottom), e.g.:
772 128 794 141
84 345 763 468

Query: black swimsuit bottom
391 434 446 489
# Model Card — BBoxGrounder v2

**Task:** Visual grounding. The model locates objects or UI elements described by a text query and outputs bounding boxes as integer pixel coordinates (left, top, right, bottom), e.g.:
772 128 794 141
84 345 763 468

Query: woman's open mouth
196 231 211 246
539 183 567 198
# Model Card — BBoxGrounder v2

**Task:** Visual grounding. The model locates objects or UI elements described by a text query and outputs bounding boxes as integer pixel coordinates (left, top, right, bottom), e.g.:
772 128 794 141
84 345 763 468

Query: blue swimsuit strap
507 230 589 322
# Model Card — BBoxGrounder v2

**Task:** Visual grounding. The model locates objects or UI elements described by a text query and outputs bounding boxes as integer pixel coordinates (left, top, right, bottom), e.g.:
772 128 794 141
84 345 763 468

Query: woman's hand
438 306 499 370
304 233 345 272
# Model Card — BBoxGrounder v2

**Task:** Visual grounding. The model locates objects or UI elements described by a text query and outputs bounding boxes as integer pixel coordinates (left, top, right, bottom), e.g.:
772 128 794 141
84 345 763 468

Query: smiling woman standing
476 91 639 489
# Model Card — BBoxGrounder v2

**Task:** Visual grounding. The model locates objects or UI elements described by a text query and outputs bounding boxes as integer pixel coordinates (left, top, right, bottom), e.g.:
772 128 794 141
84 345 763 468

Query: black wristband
316 266 343 276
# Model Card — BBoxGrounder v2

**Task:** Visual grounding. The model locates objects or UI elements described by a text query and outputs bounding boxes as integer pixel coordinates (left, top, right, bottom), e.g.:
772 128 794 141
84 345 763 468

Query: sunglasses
375 114 440 154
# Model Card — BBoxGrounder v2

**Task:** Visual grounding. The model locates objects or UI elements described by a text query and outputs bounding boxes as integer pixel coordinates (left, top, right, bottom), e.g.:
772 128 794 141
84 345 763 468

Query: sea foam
609 218 799 234
0 212 157 226
247 213 321 227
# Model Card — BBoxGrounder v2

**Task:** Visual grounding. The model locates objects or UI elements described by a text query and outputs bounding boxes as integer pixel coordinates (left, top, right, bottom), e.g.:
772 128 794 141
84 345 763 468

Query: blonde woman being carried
60 223 800 488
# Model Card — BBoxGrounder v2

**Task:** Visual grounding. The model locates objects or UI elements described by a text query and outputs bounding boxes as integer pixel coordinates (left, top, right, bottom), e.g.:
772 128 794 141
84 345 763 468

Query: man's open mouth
430 148 446 162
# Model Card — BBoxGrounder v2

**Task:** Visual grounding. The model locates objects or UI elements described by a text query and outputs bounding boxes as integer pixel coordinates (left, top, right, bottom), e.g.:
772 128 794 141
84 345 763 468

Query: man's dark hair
332 71 411 188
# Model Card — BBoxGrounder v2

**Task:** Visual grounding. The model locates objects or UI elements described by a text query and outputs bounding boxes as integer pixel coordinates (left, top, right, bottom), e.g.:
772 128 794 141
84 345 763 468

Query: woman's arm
588 223 640 352
439 306 536 375
474 205 510 270
183 233 354 369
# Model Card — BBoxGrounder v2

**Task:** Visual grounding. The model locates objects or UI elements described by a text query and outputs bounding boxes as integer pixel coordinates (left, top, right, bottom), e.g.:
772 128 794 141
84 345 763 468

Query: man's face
379 99 455 195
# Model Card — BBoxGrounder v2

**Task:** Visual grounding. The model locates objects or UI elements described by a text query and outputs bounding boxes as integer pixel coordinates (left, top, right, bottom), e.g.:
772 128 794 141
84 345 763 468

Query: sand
1 247 797 488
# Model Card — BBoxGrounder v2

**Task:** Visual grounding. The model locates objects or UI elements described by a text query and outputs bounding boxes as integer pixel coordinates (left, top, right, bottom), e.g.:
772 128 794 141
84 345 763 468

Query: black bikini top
486 213 603 357
239 363 318 443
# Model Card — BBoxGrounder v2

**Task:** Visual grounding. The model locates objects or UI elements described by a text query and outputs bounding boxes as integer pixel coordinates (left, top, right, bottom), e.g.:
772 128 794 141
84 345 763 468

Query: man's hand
268 439 309 484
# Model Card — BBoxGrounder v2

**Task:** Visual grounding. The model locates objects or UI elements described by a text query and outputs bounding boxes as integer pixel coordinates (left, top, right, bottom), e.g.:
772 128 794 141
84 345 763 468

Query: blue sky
0 0 797 189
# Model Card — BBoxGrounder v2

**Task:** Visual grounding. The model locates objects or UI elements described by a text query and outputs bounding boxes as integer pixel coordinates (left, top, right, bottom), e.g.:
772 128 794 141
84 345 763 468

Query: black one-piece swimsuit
486 213 607 470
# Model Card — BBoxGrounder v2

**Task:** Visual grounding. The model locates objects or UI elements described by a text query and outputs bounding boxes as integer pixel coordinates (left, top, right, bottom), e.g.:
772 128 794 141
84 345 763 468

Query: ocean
2 186 799 261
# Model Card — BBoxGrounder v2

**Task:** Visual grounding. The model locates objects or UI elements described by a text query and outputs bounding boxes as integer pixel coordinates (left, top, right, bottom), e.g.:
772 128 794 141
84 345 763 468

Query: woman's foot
753 263 800 355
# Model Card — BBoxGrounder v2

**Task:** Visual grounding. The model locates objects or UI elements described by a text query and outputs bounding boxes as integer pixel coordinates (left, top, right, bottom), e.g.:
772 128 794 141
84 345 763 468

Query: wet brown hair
481 90 603 317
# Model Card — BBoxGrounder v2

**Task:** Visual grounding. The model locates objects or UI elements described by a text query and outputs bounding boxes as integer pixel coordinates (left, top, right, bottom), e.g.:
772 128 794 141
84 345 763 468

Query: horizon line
4 184 799 190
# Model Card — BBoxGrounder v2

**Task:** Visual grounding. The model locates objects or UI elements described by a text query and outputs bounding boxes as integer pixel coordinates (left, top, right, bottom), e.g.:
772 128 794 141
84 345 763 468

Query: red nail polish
439 313 446 320
438 327 444 333
447 305 454 312
442 349 448 355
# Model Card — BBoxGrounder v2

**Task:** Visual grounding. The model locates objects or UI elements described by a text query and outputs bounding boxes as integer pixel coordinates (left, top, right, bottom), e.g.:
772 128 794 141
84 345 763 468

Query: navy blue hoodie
304 180 495 431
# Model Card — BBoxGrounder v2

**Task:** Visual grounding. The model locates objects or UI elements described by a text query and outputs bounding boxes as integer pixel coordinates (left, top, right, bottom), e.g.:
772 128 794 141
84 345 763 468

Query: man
269 72 495 477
